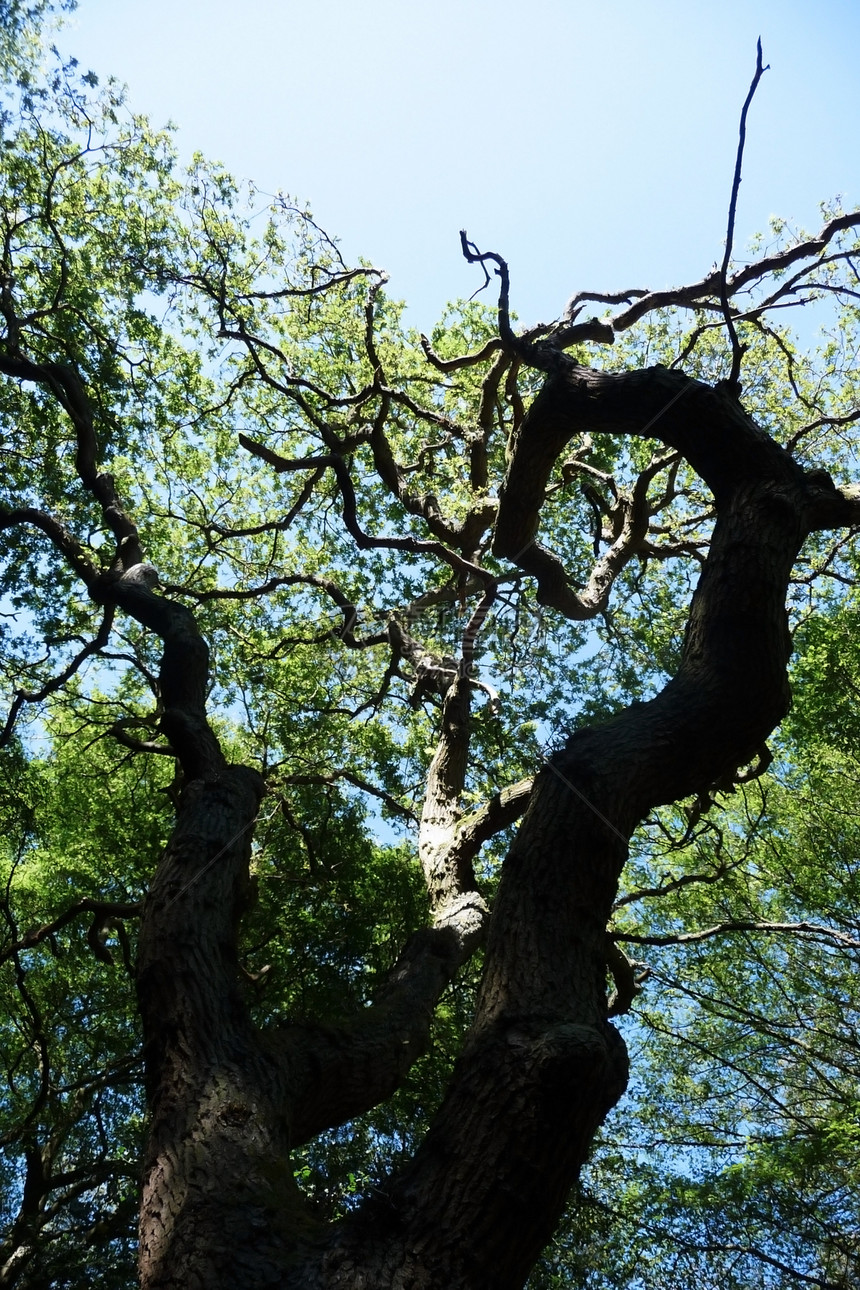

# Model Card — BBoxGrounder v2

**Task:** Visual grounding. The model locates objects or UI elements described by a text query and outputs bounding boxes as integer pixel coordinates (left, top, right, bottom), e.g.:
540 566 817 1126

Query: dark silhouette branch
274 771 418 825
719 38 769 394
547 210 860 351
238 435 496 584
419 332 503 372
616 919 860 950
0 597 113 747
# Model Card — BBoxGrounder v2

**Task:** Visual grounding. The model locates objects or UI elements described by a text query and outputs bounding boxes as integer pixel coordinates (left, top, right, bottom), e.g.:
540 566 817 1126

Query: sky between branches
64 0 860 332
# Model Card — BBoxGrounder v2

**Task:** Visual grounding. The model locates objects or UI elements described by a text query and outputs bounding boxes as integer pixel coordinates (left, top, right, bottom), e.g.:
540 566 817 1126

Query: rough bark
272 360 859 1289
4 144 860 1289
10 345 844 1287
131 587 492 1285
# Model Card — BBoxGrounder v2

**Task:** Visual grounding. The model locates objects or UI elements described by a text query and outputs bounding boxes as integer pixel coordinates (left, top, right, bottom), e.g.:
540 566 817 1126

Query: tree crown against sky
0 20 859 1290
64 0 860 331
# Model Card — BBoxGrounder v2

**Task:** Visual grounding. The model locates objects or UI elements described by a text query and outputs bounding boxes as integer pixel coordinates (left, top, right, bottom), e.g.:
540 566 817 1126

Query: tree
0 0 76 82
1 37 859 1290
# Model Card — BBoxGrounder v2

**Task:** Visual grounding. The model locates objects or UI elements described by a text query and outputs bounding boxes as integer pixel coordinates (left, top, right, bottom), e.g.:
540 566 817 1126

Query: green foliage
528 602 860 1289
0 30 859 1290
0 731 150 1288
0 1 76 87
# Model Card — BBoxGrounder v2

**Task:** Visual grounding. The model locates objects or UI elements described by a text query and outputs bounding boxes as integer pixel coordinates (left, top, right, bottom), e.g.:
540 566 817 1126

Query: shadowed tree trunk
128 359 858 1289
2 65 859 1280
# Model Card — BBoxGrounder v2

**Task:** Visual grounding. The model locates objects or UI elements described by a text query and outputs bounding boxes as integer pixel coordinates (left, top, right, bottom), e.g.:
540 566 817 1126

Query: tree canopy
1 28 859 1290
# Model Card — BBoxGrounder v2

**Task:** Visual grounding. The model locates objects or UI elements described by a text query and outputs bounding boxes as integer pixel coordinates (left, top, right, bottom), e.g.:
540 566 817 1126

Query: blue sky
62 0 860 330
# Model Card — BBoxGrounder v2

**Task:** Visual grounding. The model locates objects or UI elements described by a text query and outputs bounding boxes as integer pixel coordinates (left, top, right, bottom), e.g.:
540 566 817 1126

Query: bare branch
787 404 860 451
0 356 144 570
0 503 99 587
419 332 503 372
237 264 385 302
238 435 495 584
1 897 142 966
275 771 417 825
0 603 113 748
719 38 769 394
107 718 175 757
615 919 860 950
445 777 534 878
564 288 649 318
606 938 650 1017
613 848 741 910
549 209 860 348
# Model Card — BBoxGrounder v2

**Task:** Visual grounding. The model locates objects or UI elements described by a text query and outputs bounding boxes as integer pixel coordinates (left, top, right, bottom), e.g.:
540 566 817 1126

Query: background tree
0 0 76 83
0 33 859 1290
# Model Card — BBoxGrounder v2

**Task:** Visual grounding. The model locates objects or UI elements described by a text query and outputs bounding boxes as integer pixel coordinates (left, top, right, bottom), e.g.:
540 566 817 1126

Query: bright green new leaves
0 727 164 1288
563 612 860 1289
1 30 860 1290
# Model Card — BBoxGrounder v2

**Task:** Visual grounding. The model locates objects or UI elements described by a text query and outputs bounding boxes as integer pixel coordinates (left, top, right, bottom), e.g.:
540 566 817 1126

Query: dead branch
719 38 769 394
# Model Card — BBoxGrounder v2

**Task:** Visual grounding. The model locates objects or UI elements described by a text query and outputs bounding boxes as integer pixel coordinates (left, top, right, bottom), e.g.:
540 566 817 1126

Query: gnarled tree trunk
133 360 858 1289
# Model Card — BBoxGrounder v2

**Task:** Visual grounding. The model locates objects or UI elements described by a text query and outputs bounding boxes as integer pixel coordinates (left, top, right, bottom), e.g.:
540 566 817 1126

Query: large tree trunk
135 361 856 1289
136 769 299 1289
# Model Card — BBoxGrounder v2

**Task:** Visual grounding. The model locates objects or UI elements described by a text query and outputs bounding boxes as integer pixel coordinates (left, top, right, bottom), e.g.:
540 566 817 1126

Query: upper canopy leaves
0 43 859 1290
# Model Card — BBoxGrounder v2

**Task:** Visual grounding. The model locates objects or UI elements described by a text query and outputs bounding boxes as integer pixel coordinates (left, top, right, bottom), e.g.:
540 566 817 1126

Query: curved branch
548 209 860 351
366 399 496 550
0 599 113 747
177 572 384 649
320 354 860 1286
108 718 175 757
0 897 139 970
459 231 518 351
494 411 683 620
494 360 860 607
0 355 143 569
460 231 614 363
419 332 503 372
444 776 534 883
238 264 385 302
279 906 489 1147
0 504 99 587
238 435 495 584
276 770 417 825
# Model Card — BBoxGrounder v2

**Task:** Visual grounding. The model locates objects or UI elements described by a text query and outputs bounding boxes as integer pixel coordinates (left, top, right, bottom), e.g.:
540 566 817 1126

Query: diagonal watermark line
160 805 278 911
637 379 693 437
540 752 629 846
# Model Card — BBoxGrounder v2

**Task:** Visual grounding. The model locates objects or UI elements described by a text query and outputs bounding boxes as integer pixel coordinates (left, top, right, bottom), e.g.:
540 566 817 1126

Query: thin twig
720 38 769 393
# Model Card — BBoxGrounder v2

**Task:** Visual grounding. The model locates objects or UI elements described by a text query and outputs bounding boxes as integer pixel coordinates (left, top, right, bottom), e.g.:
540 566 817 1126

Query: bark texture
131 357 860 1289
4 176 860 1290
